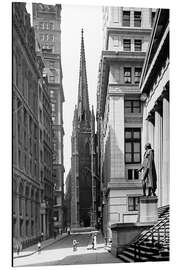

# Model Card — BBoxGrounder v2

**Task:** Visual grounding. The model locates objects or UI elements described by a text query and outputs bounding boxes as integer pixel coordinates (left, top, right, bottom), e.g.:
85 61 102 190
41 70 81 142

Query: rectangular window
123 39 131 51
49 34 54 42
124 67 131 84
134 11 141 27
134 67 142 84
125 100 141 113
125 128 141 163
123 11 130 27
49 75 55 82
49 23 54 30
127 169 139 180
39 22 43 30
113 36 119 47
128 197 139 211
134 40 142 51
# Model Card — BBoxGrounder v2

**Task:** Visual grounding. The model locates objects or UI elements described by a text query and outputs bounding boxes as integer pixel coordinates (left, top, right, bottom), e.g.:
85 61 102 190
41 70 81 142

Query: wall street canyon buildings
96 7 156 238
13 2 65 248
33 3 65 233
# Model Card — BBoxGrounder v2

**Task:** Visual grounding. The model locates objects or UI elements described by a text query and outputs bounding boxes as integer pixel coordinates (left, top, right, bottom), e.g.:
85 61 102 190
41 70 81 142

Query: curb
13 234 68 260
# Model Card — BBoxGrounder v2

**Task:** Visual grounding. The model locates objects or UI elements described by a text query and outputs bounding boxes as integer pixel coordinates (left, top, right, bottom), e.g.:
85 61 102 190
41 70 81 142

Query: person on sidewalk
72 240 79 251
37 241 41 254
16 242 20 256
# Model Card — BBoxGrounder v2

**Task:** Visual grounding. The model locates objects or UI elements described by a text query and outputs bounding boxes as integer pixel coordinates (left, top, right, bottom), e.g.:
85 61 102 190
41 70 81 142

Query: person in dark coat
138 143 157 197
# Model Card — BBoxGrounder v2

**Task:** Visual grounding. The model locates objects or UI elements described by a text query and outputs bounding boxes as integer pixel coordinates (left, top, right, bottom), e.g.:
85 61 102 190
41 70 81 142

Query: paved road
13 232 122 266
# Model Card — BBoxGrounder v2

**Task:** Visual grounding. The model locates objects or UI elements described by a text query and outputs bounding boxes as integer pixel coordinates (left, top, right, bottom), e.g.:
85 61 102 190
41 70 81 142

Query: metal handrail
136 214 169 245
134 214 169 261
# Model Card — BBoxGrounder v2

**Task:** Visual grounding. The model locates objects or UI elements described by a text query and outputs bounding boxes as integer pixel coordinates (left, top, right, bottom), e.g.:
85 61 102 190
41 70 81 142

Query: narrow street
13 232 122 266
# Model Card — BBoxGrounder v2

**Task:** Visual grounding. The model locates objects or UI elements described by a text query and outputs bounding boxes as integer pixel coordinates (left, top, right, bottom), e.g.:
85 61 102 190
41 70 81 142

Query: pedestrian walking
16 242 20 256
37 241 41 254
91 234 95 250
72 239 79 251
67 226 70 235
41 232 44 242
94 233 97 250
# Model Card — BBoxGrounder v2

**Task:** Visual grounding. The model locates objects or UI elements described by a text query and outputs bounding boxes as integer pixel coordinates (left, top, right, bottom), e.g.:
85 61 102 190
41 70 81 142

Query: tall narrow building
70 30 98 229
96 7 155 239
33 3 65 234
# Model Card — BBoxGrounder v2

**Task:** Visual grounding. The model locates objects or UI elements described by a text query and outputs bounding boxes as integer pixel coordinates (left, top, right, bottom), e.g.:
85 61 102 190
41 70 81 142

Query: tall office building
33 3 65 233
97 7 155 238
13 2 53 247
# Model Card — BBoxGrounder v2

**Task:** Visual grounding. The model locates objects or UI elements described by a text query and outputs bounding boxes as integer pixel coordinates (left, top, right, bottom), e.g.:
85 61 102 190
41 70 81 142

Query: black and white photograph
10 0 171 268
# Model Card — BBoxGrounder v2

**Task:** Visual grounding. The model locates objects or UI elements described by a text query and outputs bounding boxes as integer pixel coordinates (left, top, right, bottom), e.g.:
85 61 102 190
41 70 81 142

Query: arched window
19 183 23 216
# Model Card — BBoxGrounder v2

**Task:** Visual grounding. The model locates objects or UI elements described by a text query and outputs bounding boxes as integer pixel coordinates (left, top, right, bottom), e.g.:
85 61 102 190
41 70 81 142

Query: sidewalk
13 233 68 259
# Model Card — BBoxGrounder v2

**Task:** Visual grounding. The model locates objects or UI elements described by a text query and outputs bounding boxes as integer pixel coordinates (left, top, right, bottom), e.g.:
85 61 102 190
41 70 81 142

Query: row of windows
123 39 142 51
124 67 142 84
39 33 54 42
38 22 54 30
123 11 141 27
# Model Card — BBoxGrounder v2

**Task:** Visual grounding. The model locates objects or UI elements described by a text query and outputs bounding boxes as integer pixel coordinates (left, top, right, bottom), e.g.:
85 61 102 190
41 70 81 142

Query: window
49 34 54 42
134 68 142 84
113 36 119 47
49 61 55 69
44 34 48 41
128 169 139 180
44 22 49 30
51 103 55 112
49 23 54 30
124 67 132 83
125 100 141 113
123 11 130 26
125 128 141 163
128 197 139 211
123 39 131 51
50 90 54 98
134 11 141 27
134 40 142 51
39 34 44 41
49 75 55 82
39 22 43 30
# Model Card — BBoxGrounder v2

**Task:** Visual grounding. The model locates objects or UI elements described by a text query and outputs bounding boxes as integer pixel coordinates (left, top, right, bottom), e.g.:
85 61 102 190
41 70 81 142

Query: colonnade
145 84 169 206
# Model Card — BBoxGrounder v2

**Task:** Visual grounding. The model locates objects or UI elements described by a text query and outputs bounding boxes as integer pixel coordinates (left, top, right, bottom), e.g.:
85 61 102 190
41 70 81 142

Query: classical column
147 112 155 148
154 101 163 206
162 90 170 205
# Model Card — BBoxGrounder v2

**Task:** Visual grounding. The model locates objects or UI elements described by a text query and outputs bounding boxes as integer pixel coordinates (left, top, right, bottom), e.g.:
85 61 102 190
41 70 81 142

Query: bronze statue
138 143 157 197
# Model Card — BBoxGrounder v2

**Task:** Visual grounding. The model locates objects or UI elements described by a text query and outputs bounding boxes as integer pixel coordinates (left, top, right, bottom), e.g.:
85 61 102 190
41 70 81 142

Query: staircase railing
134 214 169 261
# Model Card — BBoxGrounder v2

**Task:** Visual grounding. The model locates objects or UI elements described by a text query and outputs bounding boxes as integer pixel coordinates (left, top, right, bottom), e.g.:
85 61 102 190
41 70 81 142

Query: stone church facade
70 30 98 229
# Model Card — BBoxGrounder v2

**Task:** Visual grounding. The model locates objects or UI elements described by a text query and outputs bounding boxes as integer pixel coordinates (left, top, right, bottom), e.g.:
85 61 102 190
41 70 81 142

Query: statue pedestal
138 196 158 223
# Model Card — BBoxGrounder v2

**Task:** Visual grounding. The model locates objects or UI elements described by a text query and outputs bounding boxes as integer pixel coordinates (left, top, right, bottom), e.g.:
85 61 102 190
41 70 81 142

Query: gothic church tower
71 30 96 229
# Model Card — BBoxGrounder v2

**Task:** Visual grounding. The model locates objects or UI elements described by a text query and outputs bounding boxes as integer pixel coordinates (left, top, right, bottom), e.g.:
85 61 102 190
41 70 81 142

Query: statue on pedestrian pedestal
138 143 157 197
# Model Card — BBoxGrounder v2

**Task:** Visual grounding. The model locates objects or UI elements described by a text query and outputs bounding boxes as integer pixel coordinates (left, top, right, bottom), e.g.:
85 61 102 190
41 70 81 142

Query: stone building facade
33 3 65 233
96 7 155 238
70 30 98 229
140 9 169 208
12 3 52 247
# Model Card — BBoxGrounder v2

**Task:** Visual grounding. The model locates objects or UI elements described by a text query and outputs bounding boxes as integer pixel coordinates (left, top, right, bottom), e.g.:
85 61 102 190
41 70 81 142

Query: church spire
77 29 90 123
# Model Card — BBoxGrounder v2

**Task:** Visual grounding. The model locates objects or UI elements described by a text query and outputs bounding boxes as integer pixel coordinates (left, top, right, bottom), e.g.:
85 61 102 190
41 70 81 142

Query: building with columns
33 3 65 233
70 30 99 229
140 9 169 207
13 3 43 247
96 7 155 239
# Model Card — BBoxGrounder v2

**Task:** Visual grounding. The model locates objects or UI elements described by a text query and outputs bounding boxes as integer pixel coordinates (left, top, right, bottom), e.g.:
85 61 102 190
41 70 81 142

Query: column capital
146 111 155 124
154 100 162 115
